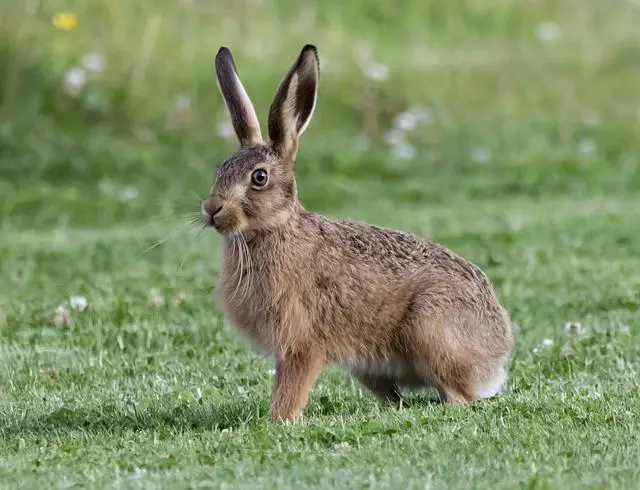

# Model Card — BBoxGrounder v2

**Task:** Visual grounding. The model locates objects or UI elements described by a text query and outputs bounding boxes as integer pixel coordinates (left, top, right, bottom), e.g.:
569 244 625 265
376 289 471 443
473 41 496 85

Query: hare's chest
222 312 275 356
216 270 280 356
216 243 309 355
217 291 267 352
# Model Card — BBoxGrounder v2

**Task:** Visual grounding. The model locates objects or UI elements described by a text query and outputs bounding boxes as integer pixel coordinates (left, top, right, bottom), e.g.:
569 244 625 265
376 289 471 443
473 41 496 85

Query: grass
1 0 640 488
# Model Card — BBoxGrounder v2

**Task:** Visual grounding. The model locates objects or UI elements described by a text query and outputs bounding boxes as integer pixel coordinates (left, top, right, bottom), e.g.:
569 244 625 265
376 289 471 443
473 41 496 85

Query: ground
1 0 640 489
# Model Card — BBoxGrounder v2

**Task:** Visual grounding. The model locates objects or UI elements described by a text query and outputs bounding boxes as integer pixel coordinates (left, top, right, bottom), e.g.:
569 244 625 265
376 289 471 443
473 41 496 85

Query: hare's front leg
269 350 324 422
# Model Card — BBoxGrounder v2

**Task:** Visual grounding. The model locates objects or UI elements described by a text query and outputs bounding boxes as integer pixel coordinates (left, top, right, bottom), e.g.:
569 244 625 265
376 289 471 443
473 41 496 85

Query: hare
201 44 514 422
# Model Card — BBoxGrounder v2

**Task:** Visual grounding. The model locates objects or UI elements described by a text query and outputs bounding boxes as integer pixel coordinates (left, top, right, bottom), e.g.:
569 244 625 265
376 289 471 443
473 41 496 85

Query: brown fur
203 45 514 422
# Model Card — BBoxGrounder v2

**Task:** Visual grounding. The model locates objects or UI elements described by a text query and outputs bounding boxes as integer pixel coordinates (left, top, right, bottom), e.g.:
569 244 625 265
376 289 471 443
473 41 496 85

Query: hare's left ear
267 44 319 161
215 47 263 147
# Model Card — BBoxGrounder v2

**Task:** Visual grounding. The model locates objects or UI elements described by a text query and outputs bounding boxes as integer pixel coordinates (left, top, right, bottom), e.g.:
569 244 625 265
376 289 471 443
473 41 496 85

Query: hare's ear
267 44 319 161
215 47 263 147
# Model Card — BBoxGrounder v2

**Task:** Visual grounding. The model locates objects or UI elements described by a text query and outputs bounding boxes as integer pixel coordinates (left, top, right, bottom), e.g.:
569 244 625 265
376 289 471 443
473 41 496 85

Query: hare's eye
251 169 268 187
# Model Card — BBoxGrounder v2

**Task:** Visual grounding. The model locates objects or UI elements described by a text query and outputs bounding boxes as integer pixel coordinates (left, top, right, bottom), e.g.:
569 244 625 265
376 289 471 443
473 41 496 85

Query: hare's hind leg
437 362 506 404
437 386 472 404
471 359 508 399
405 310 509 405
351 371 405 406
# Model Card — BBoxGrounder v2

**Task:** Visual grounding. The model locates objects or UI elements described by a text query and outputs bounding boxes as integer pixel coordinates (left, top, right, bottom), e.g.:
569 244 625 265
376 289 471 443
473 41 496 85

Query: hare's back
313 214 488 283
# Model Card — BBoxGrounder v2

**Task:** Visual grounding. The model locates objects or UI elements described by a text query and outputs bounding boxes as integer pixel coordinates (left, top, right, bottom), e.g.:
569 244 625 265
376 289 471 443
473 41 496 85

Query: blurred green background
2 1 640 488
3 0 640 226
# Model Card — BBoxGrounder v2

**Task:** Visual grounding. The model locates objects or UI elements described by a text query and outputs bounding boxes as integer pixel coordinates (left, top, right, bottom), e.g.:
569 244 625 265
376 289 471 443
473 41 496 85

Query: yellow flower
53 12 77 31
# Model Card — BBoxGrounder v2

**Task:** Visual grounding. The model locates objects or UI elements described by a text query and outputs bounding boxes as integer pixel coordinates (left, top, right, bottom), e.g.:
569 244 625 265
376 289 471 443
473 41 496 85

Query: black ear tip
302 44 317 55
215 46 237 72
216 46 232 63
301 44 319 69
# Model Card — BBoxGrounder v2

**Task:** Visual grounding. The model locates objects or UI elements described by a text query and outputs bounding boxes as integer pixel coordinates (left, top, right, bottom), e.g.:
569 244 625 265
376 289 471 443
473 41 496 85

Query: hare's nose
201 198 224 226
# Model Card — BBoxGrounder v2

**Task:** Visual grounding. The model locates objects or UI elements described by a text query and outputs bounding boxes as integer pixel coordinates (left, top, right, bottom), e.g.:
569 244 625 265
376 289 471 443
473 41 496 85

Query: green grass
2 0 640 488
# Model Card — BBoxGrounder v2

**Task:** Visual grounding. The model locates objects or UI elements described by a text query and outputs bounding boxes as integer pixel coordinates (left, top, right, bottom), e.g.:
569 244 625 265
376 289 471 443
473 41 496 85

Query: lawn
1 0 640 488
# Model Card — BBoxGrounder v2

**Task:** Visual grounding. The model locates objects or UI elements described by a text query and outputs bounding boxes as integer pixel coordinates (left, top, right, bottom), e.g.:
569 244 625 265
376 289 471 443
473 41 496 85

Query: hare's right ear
267 44 319 162
215 47 263 147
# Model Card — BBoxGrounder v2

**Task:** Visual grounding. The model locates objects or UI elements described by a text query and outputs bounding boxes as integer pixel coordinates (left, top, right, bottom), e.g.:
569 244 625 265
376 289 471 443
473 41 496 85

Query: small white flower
536 22 560 42
54 304 71 327
194 387 202 399
98 178 116 196
508 215 524 231
148 289 165 307
564 322 582 334
267 368 276 376
64 68 86 96
578 138 596 155
618 324 631 335
588 390 602 400
390 140 416 161
216 121 235 140
393 111 418 131
332 441 352 452
364 62 388 81
532 347 540 354
471 147 492 163
154 375 169 390
391 106 434 132
542 338 554 347
410 106 434 125
82 52 106 73
68 295 87 312
172 292 187 307
131 468 148 480
121 187 139 201
176 94 191 110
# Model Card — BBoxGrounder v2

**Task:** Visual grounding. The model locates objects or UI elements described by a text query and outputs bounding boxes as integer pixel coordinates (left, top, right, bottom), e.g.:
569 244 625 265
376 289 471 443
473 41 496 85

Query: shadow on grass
0 390 445 442
1 399 268 441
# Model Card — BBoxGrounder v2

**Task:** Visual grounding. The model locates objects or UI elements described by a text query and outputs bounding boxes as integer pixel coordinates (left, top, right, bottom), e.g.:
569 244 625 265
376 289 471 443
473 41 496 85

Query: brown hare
201 44 514 422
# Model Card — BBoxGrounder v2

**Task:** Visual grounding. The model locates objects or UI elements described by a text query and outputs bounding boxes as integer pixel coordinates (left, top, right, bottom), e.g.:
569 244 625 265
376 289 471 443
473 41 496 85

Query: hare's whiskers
134 220 198 260
229 232 244 302
238 232 253 304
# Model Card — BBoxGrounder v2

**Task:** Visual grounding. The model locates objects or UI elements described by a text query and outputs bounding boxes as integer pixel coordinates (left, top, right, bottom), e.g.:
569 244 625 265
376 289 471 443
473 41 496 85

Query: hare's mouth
208 217 232 234
208 207 223 228
206 214 246 236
